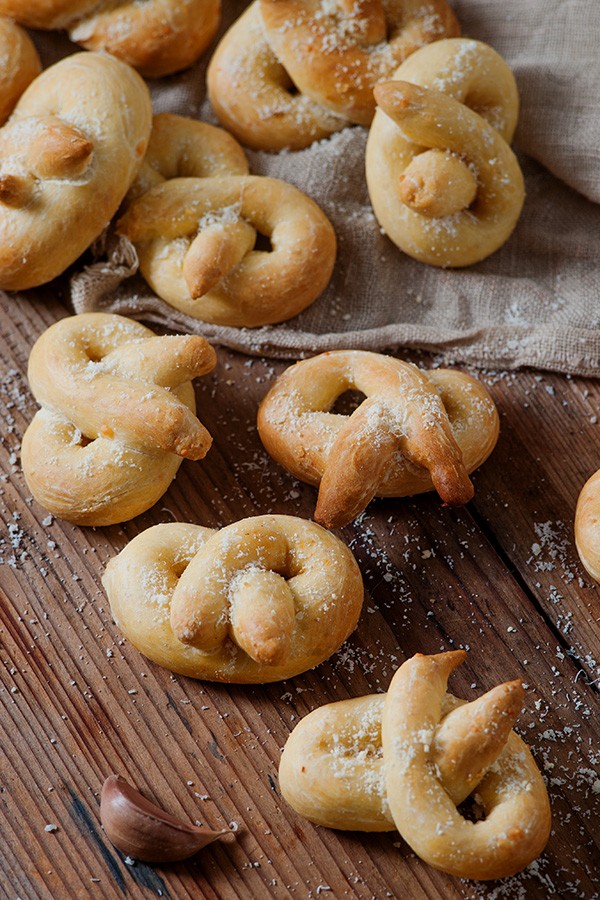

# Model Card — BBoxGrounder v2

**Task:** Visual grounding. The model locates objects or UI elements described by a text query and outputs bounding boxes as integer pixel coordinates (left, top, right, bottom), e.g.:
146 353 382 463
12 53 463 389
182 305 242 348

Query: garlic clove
100 774 232 863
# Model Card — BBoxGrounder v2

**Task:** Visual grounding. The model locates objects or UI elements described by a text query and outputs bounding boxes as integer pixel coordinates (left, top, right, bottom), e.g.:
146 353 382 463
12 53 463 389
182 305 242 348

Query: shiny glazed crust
102 516 364 682
575 468 600 582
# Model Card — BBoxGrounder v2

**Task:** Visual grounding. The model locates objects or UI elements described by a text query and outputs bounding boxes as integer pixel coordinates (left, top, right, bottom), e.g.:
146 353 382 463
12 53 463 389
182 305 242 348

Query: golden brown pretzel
0 17 41 125
575 469 600 582
0 52 151 291
102 516 364 682
118 173 337 327
257 350 499 528
279 651 551 880
207 0 459 151
21 313 216 526
0 0 220 76
366 38 525 267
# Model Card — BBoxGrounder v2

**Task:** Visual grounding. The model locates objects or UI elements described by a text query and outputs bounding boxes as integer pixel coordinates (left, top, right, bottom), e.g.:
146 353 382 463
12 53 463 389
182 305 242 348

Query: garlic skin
100 774 231 863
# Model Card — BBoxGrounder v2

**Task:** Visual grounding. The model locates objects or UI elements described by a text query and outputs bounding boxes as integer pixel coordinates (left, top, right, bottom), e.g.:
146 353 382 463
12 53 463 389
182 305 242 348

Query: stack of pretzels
1 0 569 886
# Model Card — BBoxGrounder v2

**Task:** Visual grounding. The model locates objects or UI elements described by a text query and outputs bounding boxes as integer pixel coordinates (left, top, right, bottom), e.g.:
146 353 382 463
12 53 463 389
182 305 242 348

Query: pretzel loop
102 516 364 682
575 469 600 582
21 313 216 525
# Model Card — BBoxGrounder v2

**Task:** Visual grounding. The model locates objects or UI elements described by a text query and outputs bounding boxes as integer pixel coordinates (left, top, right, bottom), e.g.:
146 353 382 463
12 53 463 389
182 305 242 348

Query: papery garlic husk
100 774 231 863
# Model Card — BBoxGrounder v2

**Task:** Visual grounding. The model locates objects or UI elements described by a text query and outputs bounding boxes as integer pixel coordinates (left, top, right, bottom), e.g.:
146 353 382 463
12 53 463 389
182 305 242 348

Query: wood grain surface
1 289 599 899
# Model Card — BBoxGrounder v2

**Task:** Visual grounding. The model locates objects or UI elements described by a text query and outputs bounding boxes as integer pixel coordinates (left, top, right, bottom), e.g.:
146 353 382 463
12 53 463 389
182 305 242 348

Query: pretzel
575 469 600 582
21 313 216 526
102 515 364 682
0 18 41 125
365 38 525 267
0 0 220 76
0 52 151 292
279 651 551 880
117 172 337 327
257 350 499 528
207 0 459 151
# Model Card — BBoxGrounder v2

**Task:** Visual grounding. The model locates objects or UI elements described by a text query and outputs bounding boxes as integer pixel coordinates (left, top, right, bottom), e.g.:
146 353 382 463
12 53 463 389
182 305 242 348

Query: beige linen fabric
15 2 600 373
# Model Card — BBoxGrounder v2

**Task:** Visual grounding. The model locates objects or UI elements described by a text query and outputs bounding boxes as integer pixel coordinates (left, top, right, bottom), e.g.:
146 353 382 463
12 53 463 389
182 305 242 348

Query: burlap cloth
27 0 600 373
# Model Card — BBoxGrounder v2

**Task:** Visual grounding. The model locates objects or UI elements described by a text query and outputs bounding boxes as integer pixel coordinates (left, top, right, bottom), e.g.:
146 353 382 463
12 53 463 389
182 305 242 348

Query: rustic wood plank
1 291 599 899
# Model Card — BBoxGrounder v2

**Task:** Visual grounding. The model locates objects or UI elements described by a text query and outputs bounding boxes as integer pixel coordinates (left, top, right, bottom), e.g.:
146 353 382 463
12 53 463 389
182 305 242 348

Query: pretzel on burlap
117 114 337 327
207 0 460 151
257 350 499 528
21 313 216 526
366 38 525 267
102 516 364 682
0 0 220 76
0 52 151 291
279 650 551 880
0 17 40 125
575 469 600 582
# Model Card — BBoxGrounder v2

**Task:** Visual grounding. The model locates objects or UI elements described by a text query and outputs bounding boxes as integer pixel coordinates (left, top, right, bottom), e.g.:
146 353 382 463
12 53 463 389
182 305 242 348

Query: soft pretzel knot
207 0 460 151
575 469 600 583
279 650 551 880
257 350 499 528
21 313 216 526
0 18 41 125
102 515 364 682
365 38 525 267
0 0 220 76
117 166 337 327
0 52 151 291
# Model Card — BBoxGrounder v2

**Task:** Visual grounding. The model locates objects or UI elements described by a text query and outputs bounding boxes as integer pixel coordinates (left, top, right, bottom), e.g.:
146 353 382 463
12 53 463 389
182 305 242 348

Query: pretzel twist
0 17 41 125
118 157 337 327
207 0 459 151
21 313 216 526
0 0 220 76
102 516 364 682
279 651 551 880
258 350 499 528
0 52 151 291
366 38 525 267
575 469 600 582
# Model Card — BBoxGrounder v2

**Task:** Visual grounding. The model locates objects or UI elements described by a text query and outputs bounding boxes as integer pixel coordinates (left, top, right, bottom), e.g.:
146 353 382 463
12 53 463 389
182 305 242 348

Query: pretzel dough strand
0 17 41 125
575 469 600 582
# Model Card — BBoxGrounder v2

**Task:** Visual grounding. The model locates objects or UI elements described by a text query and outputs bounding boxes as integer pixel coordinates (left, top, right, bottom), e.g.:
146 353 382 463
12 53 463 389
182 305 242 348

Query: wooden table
1 289 599 899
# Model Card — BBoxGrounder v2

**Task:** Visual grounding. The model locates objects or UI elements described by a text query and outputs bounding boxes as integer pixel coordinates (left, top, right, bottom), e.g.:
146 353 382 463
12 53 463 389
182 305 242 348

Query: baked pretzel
0 17 41 125
117 169 337 327
0 0 220 76
575 469 600 582
257 350 499 528
0 52 151 292
207 0 460 151
279 651 551 880
366 38 525 267
21 313 216 526
102 516 364 682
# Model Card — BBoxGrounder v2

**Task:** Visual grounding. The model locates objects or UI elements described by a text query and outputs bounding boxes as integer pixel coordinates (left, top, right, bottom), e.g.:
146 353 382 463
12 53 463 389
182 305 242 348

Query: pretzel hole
330 390 367 416
456 792 486 824
253 231 273 253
